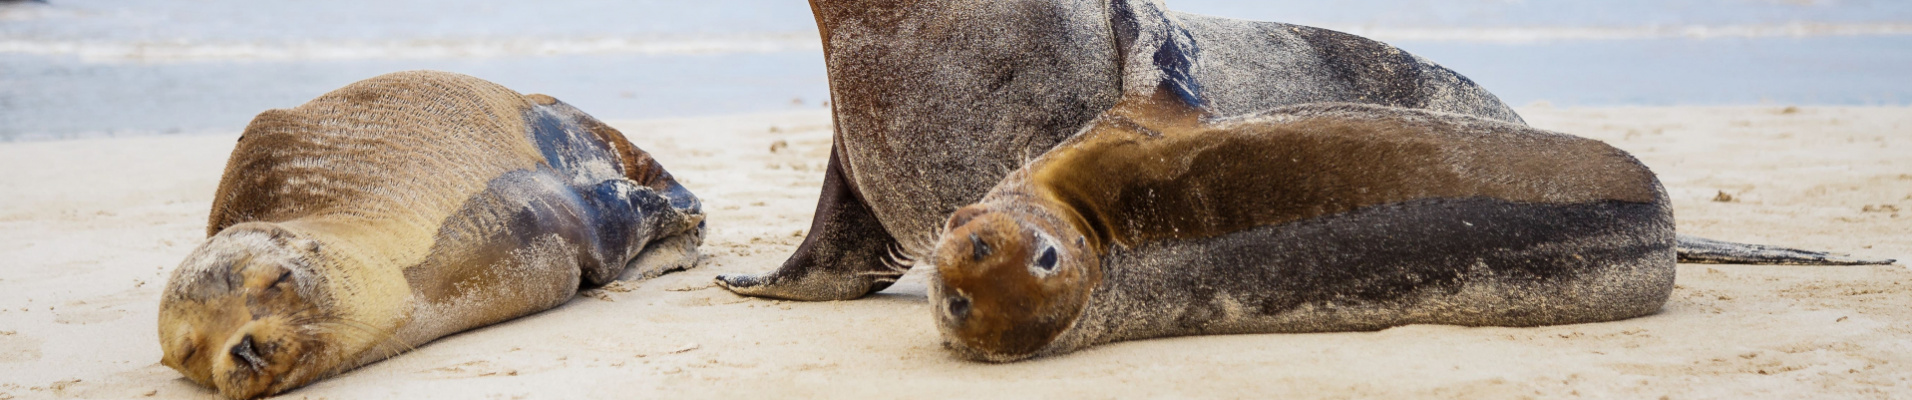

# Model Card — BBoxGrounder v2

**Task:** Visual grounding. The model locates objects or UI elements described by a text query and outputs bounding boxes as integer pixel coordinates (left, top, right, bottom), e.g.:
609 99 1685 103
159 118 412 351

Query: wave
0 33 823 63
1334 22 1912 43
4 22 1911 63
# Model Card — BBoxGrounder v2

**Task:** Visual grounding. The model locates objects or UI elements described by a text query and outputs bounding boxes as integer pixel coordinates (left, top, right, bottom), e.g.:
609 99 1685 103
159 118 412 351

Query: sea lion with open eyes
715 0 1530 301
932 69 1895 360
716 0 1881 303
929 86 1684 361
156 70 706 399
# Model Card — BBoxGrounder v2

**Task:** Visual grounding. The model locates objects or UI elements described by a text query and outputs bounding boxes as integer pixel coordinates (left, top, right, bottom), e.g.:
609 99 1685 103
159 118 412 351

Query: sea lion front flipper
1675 234 1896 265
715 146 906 300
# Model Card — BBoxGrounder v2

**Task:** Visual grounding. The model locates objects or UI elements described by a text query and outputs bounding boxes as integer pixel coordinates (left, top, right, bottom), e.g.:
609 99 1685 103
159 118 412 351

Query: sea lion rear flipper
625 230 705 280
1675 234 1895 265
620 181 708 281
571 178 708 286
715 146 907 301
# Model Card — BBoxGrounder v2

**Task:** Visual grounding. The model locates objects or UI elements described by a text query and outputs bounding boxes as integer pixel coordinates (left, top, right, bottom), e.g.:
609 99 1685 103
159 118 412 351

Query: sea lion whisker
878 243 915 273
305 318 406 358
304 323 378 347
311 319 418 374
319 318 397 342
280 305 328 320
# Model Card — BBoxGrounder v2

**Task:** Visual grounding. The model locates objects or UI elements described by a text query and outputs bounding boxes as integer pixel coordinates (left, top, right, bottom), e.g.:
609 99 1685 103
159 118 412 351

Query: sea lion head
159 222 351 399
930 202 1099 362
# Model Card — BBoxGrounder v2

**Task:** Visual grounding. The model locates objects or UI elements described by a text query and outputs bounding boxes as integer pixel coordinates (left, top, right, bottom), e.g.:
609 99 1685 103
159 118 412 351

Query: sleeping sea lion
722 0 1890 301
930 83 1680 361
156 71 706 399
717 0 1526 301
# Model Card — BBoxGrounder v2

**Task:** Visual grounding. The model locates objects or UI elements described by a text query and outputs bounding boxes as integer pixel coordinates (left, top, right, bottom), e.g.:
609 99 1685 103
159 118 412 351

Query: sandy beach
0 105 1907 399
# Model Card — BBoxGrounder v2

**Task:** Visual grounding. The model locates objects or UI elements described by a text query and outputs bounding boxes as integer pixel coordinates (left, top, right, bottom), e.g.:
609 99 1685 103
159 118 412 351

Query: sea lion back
208 71 543 236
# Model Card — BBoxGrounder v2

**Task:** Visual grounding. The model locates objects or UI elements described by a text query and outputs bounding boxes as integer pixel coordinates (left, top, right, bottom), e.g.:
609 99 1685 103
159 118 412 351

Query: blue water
1176 0 1912 27
3 0 1910 140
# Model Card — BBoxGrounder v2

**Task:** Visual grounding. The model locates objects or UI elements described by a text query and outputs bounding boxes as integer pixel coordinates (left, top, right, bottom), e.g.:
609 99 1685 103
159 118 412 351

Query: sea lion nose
230 334 268 372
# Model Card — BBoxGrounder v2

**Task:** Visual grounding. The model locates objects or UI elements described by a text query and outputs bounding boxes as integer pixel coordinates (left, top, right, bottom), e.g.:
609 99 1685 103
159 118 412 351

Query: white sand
0 106 1907 399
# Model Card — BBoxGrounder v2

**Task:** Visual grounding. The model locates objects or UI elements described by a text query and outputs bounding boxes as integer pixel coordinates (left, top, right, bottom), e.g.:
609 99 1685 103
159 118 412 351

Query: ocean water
2 0 1909 140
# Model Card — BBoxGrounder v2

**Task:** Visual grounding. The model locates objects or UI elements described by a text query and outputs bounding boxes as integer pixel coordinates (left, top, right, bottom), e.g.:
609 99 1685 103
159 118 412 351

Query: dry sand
0 106 1907 399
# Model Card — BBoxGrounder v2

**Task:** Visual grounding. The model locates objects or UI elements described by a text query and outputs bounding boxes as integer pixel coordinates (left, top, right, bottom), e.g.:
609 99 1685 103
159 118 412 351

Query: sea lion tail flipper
715 147 907 301
1676 234 1895 265
577 178 706 286
625 229 704 281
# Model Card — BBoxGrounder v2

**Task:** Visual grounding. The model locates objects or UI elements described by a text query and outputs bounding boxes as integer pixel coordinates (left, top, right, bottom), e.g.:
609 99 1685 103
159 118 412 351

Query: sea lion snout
161 223 340 399
931 210 1097 362
201 319 317 399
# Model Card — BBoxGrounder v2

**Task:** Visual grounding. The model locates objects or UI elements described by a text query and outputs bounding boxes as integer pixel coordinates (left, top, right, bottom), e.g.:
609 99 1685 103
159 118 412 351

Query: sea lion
721 0 1890 301
717 0 1526 301
157 71 706 399
930 82 1682 361
927 24 1895 360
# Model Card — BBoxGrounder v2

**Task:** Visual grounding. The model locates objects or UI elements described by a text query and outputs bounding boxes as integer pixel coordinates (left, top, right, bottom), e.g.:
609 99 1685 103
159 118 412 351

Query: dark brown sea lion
929 84 1680 361
156 71 705 399
720 0 1891 302
716 0 1528 300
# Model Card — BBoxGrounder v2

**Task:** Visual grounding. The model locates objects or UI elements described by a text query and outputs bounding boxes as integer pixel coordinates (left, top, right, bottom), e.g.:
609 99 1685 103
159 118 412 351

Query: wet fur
159 71 704 398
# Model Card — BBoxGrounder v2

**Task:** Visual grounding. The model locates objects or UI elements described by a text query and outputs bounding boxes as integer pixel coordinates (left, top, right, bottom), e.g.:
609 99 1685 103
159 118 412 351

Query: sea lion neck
270 218 415 338
1026 90 1206 253
807 0 917 57
273 219 386 268
1104 85 1209 130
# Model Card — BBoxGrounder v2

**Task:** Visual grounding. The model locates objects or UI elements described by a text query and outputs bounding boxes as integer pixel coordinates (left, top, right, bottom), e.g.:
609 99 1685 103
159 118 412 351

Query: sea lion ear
255 225 314 251
292 238 320 253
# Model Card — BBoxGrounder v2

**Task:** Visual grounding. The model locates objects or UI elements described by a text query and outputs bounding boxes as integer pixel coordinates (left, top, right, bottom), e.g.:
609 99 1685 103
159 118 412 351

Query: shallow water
2 0 1909 140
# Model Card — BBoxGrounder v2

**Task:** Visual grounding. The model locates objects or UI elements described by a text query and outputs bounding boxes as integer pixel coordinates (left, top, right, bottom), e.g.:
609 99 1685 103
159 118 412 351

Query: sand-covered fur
158 71 704 399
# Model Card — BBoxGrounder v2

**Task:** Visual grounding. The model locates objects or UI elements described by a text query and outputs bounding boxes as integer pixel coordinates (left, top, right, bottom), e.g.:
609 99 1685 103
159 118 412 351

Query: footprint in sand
53 288 150 325
421 360 512 379
0 331 45 362
667 291 750 307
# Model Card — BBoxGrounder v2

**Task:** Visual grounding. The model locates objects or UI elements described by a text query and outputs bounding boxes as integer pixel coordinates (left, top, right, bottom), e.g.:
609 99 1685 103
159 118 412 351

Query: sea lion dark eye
1035 246 1058 271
